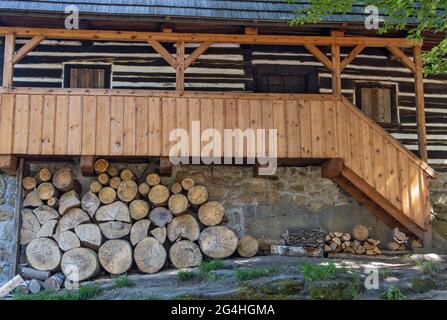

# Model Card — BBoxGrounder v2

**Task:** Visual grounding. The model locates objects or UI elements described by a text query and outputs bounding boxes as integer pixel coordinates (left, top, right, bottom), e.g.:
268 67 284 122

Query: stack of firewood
386 228 410 251
322 224 382 255
18 159 258 291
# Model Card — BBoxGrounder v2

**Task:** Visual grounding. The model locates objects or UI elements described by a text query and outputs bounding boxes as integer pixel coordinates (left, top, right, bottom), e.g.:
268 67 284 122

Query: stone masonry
0 173 16 286
431 172 447 242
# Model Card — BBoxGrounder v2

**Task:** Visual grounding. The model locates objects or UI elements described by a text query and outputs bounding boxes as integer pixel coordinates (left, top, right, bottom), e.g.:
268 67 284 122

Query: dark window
254 65 319 94
354 82 398 126
64 64 111 88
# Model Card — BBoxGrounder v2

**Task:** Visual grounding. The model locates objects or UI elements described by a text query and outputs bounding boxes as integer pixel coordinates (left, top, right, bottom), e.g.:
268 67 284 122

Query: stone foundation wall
431 172 447 242
0 174 17 286
171 165 393 244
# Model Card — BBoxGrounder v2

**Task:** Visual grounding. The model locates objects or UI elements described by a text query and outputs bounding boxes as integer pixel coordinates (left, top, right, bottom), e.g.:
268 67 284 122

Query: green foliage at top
299 261 347 282
288 0 447 75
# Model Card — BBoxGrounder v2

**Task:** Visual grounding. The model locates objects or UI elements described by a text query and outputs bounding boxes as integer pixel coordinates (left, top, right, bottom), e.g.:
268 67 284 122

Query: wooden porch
0 88 436 240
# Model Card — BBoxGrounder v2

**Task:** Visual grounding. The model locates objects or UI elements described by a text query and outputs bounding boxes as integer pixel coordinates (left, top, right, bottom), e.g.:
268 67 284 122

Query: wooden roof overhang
0 26 429 162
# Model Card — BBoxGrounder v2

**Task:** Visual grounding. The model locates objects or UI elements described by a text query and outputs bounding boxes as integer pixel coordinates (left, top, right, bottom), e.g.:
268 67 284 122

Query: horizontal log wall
0 38 446 169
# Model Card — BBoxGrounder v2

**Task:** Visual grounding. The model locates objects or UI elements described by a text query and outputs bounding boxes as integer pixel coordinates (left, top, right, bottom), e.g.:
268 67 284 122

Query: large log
94 159 109 174
20 209 41 245
181 178 195 191
62 248 100 282
36 219 57 238
59 190 81 215
20 266 51 281
98 187 117 204
199 226 238 259
198 201 224 226
37 182 56 200
95 201 131 222
74 223 103 250
148 185 170 206
56 208 90 233
33 205 59 224
109 176 122 190
150 227 166 244
22 176 37 191
352 225 369 241
37 168 52 183
187 185 208 206
99 221 131 239
146 173 161 186
167 214 200 242
168 194 189 216
149 207 173 227
26 238 61 271
129 199 149 220
130 219 151 246
81 191 100 218
237 235 259 258
117 180 138 202
99 239 132 275
169 240 202 269
53 168 74 192
54 230 81 252
23 190 43 208
134 237 166 274
138 182 150 196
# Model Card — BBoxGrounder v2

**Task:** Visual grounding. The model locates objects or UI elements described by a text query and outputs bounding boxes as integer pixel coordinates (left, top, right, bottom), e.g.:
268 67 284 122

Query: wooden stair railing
323 97 436 242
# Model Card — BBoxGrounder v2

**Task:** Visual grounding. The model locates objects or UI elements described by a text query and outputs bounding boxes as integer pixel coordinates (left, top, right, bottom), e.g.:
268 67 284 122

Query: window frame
354 81 399 128
63 64 112 89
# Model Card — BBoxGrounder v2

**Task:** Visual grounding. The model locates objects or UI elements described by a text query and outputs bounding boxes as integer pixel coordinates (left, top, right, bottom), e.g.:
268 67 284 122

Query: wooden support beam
159 157 172 177
2 34 15 87
304 44 333 71
176 40 185 93
0 27 418 47
245 27 258 35
413 44 428 162
386 45 416 73
331 44 342 96
185 42 212 69
12 36 45 65
147 39 177 68
80 156 95 176
340 44 365 71
9 159 24 279
321 158 344 178
0 155 18 175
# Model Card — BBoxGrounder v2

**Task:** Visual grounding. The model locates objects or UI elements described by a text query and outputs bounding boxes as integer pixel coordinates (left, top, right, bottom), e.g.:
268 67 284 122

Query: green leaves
288 0 447 75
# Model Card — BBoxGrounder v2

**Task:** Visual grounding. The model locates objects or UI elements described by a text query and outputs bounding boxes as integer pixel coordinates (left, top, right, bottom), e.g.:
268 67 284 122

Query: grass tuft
381 285 406 300
114 274 135 288
177 270 200 281
12 284 102 301
235 266 279 281
299 261 346 282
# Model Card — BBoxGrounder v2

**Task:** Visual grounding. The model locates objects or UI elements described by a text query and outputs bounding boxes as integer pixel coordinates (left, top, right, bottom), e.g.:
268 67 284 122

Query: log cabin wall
0 38 446 170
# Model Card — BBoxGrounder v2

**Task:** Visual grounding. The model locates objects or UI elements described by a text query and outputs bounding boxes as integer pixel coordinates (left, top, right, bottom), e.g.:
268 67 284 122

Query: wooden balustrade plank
385 141 402 210
123 96 136 156
349 112 363 177
148 97 162 156
236 99 250 159
261 100 274 156
299 100 311 158
372 132 386 197
224 99 237 159
95 95 111 156
285 100 300 158
200 98 214 157
336 100 350 167
273 100 287 158
54 95 69 155
28 95 44 155
13 94 29 154
161 98 177 157
135 96 149 156
323 100 337 158
110 96 124 155
310 100 324 158
360 123 373 186
409 163 424 228
213 99 225 156
81 96 97 156
398 153 412 219
41 95 57 154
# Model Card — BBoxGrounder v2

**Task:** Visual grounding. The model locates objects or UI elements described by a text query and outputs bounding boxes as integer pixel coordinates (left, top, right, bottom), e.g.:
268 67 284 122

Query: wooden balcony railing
0 87 436 240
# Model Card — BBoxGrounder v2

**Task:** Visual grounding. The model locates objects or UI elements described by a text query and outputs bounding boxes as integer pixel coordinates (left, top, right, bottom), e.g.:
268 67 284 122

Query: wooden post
176 40 185 93
9 159 24 279
2 34 15 87
413 44 428 162
331 44 341 96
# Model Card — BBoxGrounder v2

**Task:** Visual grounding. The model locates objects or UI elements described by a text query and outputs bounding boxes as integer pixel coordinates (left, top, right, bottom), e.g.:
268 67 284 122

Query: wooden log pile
17 159 259 292
322 224 382 256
